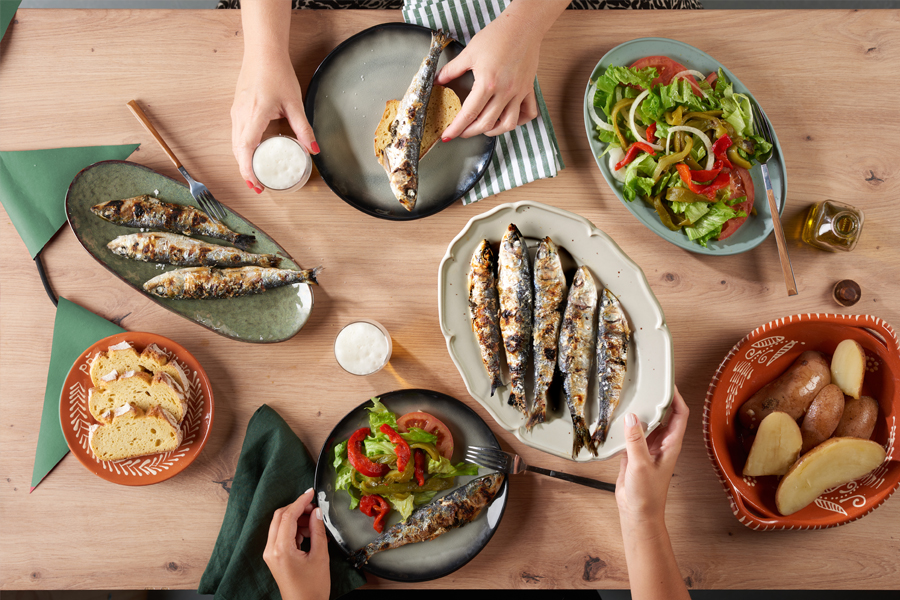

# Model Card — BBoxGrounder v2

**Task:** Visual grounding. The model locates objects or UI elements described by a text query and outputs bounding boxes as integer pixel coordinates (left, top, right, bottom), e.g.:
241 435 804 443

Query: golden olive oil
801 201 864 252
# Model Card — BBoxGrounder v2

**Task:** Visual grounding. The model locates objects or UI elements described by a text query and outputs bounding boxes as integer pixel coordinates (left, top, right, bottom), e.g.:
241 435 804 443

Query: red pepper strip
675 164 701 193
359 494 390 533
710 134 734 169
646 121 657 144
676 164 732 199
413 449 426 487
379 423 411 473
348 428 389 478
614 141 657 171
689 159 725 184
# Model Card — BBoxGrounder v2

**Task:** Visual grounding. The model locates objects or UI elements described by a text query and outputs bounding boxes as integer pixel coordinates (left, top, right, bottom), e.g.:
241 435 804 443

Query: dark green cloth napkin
31 296 124 490
199 405 366 600
0 144 139 257
1 0 20 41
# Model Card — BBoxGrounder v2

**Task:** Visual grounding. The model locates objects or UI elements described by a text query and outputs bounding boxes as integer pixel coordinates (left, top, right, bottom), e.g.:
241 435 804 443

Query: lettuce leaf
670 200 710 225
366 397 397 432
333 442 360 510
399 427 437 444
428 456 479 479
621 152 657 202
684 200 745 247
386 494 415 521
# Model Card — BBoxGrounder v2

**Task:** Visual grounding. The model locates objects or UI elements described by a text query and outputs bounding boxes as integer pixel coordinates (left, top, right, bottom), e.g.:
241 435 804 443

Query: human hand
263 488 330 600
231 50 318 193
615 387 690 533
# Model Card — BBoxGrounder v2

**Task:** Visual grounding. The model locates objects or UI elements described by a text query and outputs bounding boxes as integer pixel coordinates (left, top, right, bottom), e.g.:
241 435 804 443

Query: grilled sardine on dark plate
91 195 254 249
498 224 533 416
349 473 504 567
591 287 631 449
527 237 566 431
468 240 503 396
379 30 452 211
558 266 598 458
108 232 281 268
143 266 321 300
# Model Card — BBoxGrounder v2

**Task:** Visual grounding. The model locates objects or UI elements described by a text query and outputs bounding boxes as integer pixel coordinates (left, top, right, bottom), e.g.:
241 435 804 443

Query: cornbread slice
88 370 187 424
374 84 462 168
89 341 188 391
139 343 189 391
89 403 182 461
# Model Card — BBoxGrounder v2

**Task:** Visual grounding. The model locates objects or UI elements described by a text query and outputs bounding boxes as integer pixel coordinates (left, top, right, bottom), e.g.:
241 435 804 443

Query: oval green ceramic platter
584 38 787 256
66 160 314 343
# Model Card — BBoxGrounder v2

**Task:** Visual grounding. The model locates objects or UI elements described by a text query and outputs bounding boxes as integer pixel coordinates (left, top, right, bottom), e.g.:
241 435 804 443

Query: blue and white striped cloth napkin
402 0 564 204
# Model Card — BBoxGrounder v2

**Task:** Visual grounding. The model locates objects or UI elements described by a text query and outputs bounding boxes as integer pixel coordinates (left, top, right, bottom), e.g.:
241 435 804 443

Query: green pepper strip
664 106 684 126
652 136 694 182
727 146 753 169
359 476 454 496
666 187 716 204
410 442 441 462
383 454 415 484
610 98 635 149
683 110 723 120
649 194 685 231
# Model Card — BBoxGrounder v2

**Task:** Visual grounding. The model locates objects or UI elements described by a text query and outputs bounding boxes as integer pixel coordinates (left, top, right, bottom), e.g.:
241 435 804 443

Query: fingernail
442 137 451 143
245 180 254 189
625 413 637 428
254 187 263 194
310 141 320 154
304 487 314 495
315 507 323 520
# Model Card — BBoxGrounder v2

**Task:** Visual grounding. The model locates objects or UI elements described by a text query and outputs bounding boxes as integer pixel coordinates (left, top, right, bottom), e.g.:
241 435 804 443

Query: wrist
619 511 668 542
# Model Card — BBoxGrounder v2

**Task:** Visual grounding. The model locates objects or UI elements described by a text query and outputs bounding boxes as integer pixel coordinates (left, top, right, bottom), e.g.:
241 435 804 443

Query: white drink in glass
334 320 392 376
251 135 312 192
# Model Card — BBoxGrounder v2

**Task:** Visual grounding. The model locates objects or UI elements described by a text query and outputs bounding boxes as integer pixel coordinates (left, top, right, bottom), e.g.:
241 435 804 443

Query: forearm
620 518 691 600
240 0 292 61
502 0 570 39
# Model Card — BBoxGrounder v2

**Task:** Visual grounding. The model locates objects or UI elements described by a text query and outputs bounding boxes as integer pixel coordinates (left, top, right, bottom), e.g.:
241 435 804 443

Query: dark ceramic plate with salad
313 389 509 581
584 37 787 255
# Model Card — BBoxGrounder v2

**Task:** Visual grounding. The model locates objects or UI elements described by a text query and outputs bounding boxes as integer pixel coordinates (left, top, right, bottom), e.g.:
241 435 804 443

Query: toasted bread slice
89 403 182 461
89 341 188 392
88 370 187 424
374 85 462 168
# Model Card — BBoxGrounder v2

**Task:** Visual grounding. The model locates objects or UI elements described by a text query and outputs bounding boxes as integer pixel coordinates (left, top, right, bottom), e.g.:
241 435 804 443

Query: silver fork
751 101 797 296
465 446 615 492
126 100 228 222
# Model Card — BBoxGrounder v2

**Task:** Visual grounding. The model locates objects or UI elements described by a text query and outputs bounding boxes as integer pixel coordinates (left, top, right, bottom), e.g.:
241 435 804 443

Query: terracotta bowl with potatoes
704 313 899 530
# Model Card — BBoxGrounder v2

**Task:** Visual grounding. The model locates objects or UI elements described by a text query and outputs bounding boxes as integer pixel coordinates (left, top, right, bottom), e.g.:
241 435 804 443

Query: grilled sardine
498 224 532 416
380 30 452 211
527 237 566 431
468 240 503 396
107 232 281 268
591 288 631 449
91 195 254 249
349 473 504 567
143 266 321 300
558 266 598 458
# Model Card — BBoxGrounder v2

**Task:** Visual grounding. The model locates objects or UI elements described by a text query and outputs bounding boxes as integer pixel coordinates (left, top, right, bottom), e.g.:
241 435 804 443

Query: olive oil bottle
801 201 864 252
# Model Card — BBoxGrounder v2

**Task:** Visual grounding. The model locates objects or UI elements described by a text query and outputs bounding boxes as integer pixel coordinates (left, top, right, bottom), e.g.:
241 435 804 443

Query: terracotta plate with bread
704 313 900 530
305 23 495 220
60 332 214 486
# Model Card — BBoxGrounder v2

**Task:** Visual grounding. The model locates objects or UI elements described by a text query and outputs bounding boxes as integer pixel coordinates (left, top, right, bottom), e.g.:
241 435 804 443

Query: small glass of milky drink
334 320 392 376
251 135 312 192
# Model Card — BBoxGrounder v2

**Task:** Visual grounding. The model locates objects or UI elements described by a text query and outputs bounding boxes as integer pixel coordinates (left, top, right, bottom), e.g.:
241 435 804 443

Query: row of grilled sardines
91 195 321 299
468 224 631 458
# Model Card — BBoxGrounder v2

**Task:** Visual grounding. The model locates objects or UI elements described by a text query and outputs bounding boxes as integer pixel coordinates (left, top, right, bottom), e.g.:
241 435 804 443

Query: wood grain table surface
1 8 899 592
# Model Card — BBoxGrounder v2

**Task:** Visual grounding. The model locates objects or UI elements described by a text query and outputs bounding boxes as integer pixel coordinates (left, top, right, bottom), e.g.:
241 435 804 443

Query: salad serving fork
465 446 616 492
126 100 228 222
751 102 797 297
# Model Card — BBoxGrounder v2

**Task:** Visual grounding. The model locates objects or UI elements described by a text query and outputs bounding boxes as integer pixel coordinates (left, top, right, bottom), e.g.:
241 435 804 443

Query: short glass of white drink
334 320 392 376
251 135 312 192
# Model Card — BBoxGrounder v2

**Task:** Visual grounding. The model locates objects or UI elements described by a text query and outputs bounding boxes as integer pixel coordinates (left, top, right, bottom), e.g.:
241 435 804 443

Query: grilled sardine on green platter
349 473 504 567
144 266 321 300
558 266 598 458
498 224 533 416
591 287 631 449
527 237 566 431
380 30 452 211
108 232 281 268
91 195 255 249
468 240 503 397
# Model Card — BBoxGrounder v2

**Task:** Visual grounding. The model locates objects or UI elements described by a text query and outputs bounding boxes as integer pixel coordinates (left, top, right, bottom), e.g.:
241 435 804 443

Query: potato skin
738 351 831 430
800 384 845 453
833 396 879 439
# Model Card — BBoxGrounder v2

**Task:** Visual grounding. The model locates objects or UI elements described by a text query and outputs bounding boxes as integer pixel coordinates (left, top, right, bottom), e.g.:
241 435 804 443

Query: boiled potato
739 351 831 430
775 437 886 515
800 384 845 454
743 411 803 477
831 339 866 399
833 396 879 439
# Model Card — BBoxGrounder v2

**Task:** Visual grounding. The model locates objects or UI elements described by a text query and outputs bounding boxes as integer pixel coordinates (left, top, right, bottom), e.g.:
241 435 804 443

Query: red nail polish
311 141 320 154
254 187 263 194
245 180 254 189
442 137 451 143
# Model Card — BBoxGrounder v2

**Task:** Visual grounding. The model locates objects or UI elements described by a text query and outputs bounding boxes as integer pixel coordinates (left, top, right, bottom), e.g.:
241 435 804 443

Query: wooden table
2 8 899 592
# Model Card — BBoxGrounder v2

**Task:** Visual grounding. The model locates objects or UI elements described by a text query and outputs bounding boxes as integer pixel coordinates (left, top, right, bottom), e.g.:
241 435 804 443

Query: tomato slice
718 167 755 241
397 411 454 459
629 56 688 88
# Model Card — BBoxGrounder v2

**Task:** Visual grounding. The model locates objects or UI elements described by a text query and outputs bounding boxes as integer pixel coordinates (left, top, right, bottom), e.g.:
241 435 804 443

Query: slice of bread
374 85 462 168
89 403 183 461
89 341 188 391
88 370 187 424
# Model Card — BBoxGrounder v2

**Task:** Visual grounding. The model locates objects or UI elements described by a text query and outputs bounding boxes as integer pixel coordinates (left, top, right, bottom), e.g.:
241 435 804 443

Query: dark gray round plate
65 160 314 343
314 389 508 582
305 23 495 220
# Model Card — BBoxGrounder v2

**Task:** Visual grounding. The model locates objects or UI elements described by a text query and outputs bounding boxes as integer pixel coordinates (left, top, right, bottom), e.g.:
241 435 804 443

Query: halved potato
831 339 866 399
775 437 886 515
743 411 803 477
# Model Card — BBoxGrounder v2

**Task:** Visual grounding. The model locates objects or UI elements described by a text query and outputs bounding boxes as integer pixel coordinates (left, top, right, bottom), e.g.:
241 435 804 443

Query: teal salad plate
65 160 314 343
584 37 787 256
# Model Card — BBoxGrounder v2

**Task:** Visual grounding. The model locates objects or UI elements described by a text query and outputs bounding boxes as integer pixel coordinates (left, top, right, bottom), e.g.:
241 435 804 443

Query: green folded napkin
1 0 20 41
199 405 366 600
402 0 564 205
32 296 124 490
0 144 139 258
